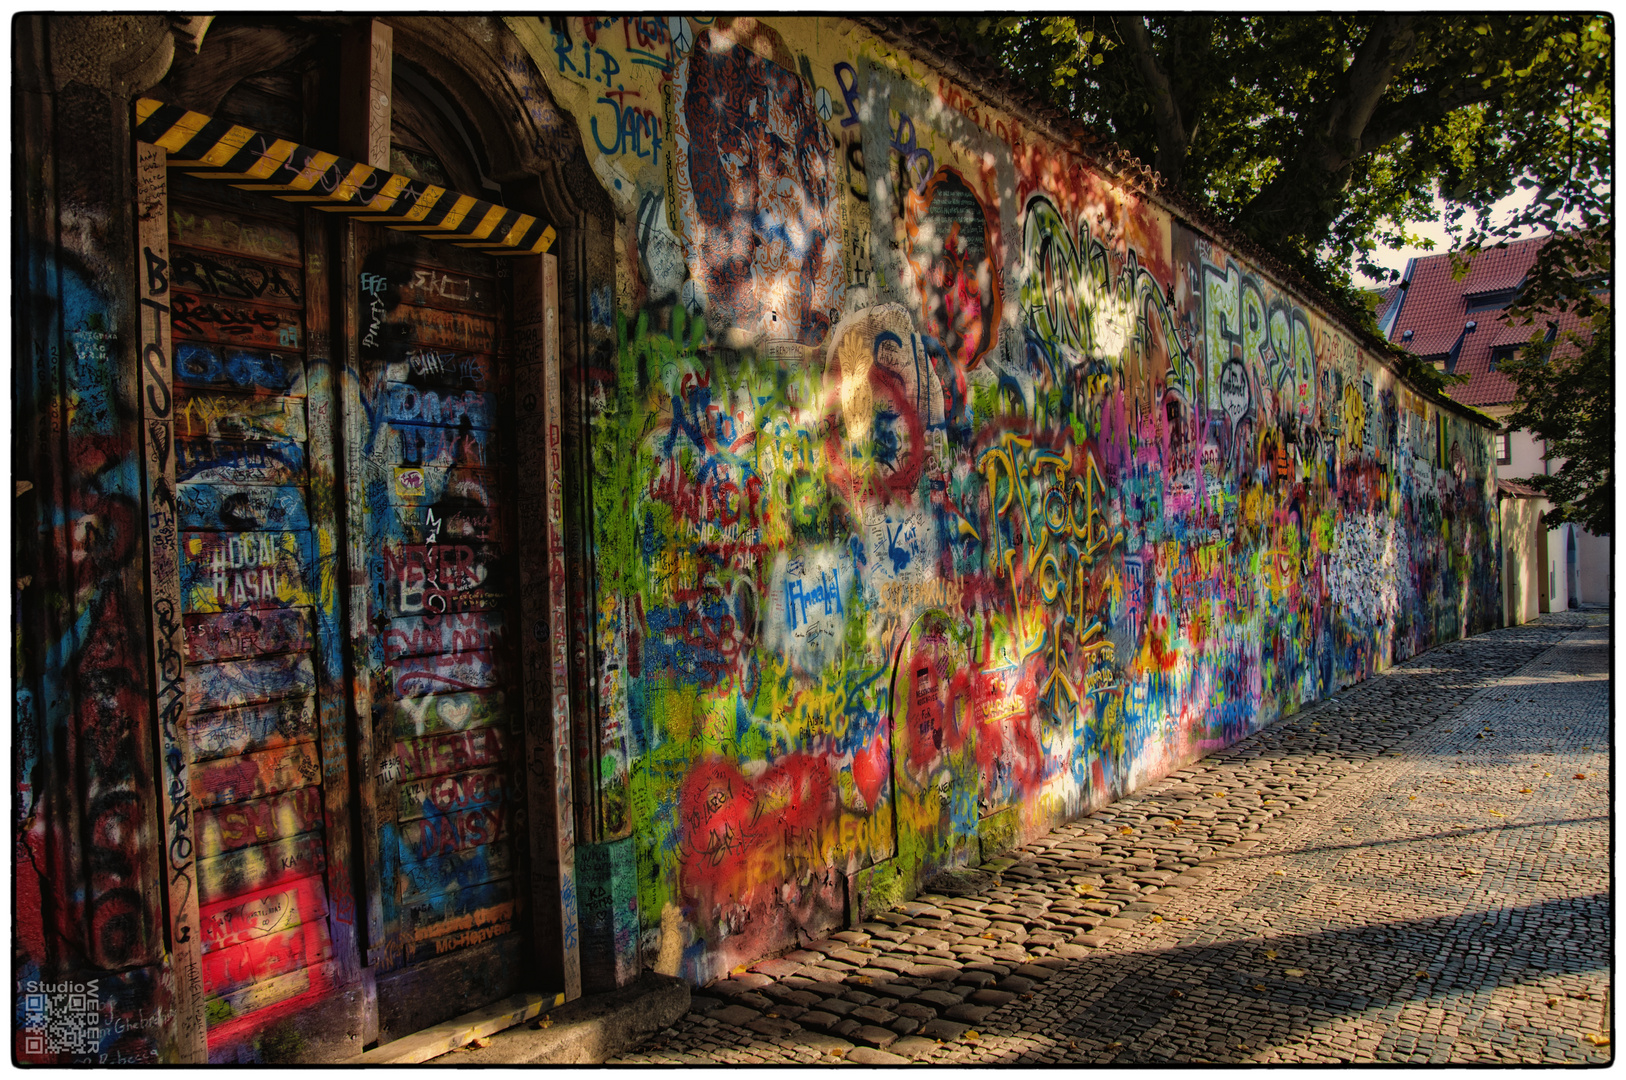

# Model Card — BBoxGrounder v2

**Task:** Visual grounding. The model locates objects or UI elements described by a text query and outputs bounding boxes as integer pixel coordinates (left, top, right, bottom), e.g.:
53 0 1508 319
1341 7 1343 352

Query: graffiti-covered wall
514 15 1500 985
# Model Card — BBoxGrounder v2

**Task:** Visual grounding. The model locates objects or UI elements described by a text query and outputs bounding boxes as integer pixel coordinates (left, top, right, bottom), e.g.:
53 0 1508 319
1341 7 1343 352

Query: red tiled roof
1382 235 1604 409
1402 326 1465 357
1387 236 1548 347
1439 296 1604 407
1488 319 1544 347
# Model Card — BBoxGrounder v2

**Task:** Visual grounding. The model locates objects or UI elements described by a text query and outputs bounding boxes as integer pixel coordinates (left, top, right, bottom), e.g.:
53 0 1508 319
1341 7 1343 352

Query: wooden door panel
351 224 530 991
168 173 349 1035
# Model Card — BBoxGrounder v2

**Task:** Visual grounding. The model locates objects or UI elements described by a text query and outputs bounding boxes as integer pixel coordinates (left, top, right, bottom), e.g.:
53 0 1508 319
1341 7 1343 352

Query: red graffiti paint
849 737 888 812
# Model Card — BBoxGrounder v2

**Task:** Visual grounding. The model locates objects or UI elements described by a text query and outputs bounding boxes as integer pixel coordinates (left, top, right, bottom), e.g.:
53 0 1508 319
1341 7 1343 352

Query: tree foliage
929 15 1611 300
1500 309 1613 536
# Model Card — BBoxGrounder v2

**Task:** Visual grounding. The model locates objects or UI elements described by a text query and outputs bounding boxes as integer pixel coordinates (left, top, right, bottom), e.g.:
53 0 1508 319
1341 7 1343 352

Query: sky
1354 185 1560 286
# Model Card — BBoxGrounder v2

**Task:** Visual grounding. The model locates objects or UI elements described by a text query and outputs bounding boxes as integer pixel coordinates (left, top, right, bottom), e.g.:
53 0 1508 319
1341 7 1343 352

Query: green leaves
925 15 1610 299
1500 298 1614 535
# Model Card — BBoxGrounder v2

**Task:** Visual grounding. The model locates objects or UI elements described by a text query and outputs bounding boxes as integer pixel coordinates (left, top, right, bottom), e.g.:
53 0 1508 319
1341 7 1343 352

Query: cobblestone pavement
613 610 1611 1065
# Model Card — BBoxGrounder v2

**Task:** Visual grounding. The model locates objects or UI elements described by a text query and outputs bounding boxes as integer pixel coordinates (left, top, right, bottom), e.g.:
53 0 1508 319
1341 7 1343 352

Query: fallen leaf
1341 827 1354 833
1409 795 1418 801
1285 968 1306 977
1253 984 1268 991
1120 826 1134 834
1414 971 1430 979
1460 868 1482 876
854 975 874 985
1574 773 1587 780
1547 999 1560 1008
1519 788 1533 794
1168 989 1184 998
965 1030 982 1041
1584 1034 1610 1047
1108 1042 1124 1049
1151 915 1164 923
473 1036 492 1049
1487 810 1503 817
1273 870 1286 876
1264 950 1278 959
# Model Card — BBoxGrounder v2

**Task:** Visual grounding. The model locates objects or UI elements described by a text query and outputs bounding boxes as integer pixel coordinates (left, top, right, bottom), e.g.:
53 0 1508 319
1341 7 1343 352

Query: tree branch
1116 16 1189 188
1314 15 1419 170
1359 78 1510 155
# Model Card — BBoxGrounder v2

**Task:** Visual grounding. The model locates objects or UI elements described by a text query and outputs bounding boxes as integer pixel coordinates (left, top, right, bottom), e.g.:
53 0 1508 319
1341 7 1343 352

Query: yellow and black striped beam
135 98 555 256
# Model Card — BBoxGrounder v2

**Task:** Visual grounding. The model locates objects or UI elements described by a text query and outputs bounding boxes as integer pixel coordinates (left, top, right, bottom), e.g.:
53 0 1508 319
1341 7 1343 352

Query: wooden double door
159 168 564 1055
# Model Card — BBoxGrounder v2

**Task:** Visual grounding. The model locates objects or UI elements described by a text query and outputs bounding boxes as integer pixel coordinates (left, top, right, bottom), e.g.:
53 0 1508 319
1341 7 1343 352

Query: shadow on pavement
987 891 1610 1064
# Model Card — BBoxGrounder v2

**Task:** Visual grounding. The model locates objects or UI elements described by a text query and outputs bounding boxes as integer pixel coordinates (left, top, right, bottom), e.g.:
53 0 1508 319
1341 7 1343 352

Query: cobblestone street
612 611 1611 1065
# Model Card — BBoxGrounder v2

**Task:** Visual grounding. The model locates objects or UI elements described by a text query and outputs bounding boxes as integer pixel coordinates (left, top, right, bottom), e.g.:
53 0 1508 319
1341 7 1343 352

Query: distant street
610 610 1610 1065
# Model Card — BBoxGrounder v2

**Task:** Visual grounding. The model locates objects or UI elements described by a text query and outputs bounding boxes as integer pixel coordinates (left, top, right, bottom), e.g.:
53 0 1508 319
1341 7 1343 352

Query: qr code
20 985 102 1057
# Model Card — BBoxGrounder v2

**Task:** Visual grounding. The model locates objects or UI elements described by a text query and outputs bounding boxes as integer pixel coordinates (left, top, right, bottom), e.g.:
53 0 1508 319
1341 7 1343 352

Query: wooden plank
199 874 329 955
375 304 497 352
381 383 497 429
343 224 387 961
178 481 310 531
175 389 307 440
184 607 313 663
516 251 582 998
173 341 306 395
202 919 333 998
380 540 505 617
168 202 302 261
137 139 209 1063
387 464 503 510
390 689 507 741
178 436 306 486
170 246 305 307
381 422 496 470
397 766 510 822
383 264 499 316
189 694 318 764
191 741 323 809
185 652 316 713
400 843 517 910
399 806 513 866
388 648 502 697
170 168 304 224
303 177 363 980
196 786 325 859
197 831 327 905
401 879 516 949
385 346 503 391
389 726 509 783
384 610 506 661
344 991 548 1065
340 19 393 169
204 958 343 1023
180 529 316 612
170 289 303 350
